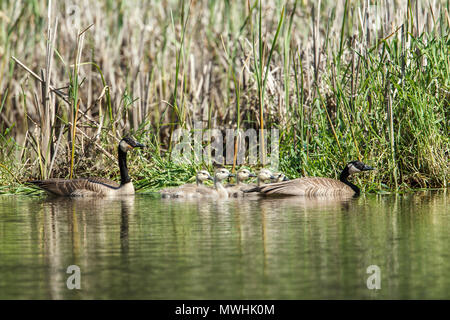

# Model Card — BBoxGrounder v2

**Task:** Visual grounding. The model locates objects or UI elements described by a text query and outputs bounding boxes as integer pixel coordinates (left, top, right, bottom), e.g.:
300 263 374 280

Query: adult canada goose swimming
28 137 145 197
226 168 257 197
160 170 213 198
245 160 374 197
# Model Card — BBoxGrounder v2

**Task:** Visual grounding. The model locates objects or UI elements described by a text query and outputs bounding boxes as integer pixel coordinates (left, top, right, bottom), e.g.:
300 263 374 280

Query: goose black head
119 137 145 152
346 160 374 175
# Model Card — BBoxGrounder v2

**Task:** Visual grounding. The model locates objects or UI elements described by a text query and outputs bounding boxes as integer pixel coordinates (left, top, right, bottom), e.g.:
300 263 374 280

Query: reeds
0 0 448 192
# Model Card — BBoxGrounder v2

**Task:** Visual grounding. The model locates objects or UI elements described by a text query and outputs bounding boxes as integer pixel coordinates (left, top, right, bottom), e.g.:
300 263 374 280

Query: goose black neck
118 147 131 185
339 167 360 195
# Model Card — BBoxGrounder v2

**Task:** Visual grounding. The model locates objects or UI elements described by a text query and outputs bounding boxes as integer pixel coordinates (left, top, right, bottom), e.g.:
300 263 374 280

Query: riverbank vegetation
0 0 448 194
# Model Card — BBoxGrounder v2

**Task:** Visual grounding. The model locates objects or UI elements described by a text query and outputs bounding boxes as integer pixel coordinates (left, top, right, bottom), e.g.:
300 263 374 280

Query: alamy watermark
66 265 81 290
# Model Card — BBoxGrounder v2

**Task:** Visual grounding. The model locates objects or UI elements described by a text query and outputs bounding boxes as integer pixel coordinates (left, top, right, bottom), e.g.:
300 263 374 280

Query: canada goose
160 170 213 198
197 168 234 199
273 172 289 182
226 168 257 197
28 137 145 197
256 169 276 187
244 160 374 197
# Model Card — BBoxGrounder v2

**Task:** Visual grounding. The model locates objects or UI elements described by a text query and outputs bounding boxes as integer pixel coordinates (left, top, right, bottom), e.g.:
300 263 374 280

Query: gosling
28 137 144 197
238 168 276 193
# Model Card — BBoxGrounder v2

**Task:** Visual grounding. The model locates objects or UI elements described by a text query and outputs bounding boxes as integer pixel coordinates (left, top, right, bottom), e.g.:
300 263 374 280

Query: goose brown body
238 169 276 192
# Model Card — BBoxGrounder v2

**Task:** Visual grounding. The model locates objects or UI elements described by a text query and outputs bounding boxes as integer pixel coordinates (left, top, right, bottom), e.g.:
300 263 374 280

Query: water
0 191 448 299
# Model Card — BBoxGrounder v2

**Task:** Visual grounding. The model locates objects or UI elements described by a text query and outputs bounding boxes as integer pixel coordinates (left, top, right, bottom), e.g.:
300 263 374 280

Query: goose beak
282 176 290 181
363 165 374 171
207 176 214 181
229 173 235 177
135 142 145 148
249 173 257 178
270 175 276 180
